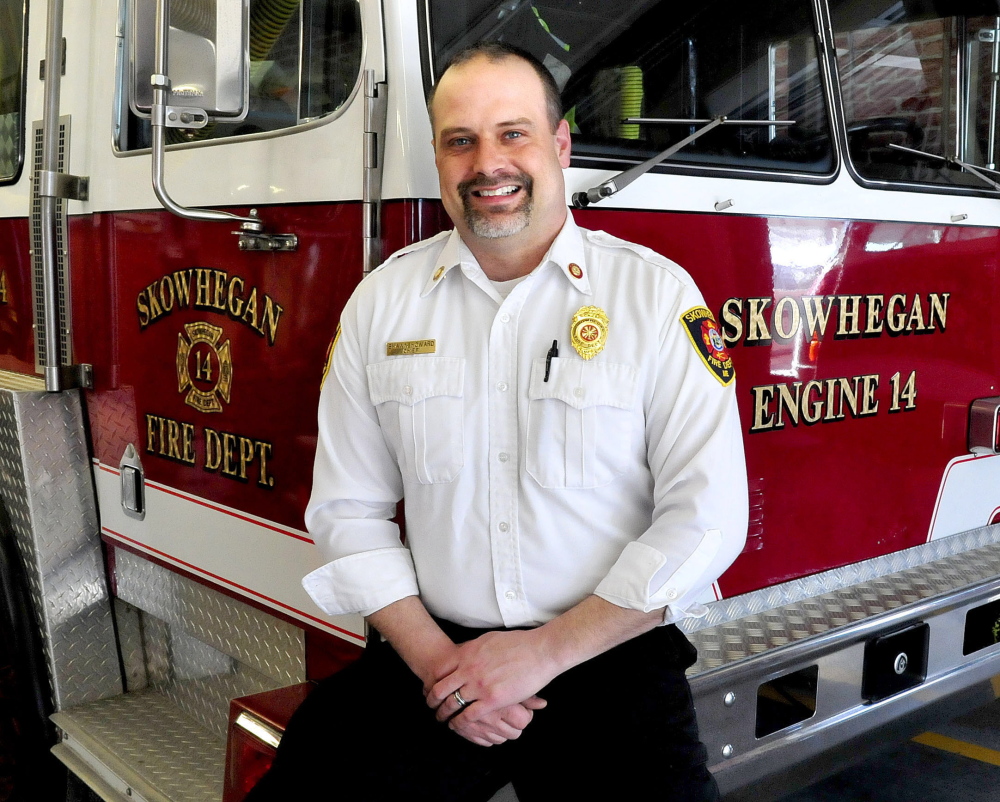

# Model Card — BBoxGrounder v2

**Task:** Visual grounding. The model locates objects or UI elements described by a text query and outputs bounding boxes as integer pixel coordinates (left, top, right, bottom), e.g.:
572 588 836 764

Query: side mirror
123 0 295 251
129 0 249 122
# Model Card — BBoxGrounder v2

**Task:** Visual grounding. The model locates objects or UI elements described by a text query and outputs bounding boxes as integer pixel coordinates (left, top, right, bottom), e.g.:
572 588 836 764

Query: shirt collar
419 213 592 297
420 230 464 297
545 214 592 295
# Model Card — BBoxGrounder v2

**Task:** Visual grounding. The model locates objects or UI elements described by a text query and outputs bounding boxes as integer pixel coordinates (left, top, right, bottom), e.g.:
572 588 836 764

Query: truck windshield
830 0 1000 191
118 0 362 151
425 0 835 178
0 0 26 182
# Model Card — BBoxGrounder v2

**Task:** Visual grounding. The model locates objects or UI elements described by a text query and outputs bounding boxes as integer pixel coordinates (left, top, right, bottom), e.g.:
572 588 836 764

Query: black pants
246 621 719 801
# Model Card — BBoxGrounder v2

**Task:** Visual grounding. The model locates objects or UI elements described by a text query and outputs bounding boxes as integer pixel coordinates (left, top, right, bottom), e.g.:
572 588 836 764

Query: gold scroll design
176 321 233 413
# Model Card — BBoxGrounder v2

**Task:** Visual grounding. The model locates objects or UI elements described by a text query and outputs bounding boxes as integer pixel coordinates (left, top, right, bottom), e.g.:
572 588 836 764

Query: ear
555 118 572 168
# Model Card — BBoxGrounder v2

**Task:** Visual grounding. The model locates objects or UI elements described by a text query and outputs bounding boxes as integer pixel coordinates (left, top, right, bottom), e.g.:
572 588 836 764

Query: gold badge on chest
570 306 609 360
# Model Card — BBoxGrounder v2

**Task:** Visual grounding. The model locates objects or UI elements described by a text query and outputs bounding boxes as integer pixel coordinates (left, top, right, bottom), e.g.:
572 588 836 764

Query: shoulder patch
321 324 341 389
680 307 734 386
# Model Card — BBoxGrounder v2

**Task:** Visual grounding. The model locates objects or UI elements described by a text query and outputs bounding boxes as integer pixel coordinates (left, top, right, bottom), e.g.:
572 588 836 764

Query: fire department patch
680 306 734 386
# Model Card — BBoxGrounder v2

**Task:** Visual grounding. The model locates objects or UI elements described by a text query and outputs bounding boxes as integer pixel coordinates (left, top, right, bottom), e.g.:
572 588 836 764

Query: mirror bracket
235 211 298 252
161 106 209 129
144 0 296 251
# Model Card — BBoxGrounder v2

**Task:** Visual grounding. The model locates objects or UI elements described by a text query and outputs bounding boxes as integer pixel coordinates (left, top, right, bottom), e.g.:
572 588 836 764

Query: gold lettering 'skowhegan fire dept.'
136 268 284 345
145 413 275 488
136 269 285 487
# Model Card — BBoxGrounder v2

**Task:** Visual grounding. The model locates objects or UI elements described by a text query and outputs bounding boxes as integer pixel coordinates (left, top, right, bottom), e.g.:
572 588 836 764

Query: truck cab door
76 0 387 646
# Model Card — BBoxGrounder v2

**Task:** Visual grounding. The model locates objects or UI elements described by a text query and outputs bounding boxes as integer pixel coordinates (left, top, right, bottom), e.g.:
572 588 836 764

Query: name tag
386 339 436 356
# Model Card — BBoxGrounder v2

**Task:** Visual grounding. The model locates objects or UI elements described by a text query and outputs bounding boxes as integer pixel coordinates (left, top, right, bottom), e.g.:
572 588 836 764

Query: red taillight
224 720 276 801
223 684 316 802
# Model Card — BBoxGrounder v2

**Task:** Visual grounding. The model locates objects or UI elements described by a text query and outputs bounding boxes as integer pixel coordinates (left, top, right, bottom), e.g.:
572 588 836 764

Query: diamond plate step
52 690 225 802
685 525 1000 674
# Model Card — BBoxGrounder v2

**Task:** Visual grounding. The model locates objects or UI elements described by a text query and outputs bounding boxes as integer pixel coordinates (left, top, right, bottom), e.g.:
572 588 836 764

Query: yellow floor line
991 675 1000 699
912 732 1000 767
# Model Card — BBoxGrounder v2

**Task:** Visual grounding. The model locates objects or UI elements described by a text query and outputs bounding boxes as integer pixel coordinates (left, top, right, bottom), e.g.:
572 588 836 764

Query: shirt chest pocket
367 357 465 485
526 359 638 489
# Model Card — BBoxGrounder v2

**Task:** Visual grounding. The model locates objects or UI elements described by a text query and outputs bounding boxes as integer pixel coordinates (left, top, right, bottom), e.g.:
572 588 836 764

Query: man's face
431 55 571 248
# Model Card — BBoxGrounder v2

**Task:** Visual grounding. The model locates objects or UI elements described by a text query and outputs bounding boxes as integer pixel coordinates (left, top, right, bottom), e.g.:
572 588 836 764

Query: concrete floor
779 698 1000 801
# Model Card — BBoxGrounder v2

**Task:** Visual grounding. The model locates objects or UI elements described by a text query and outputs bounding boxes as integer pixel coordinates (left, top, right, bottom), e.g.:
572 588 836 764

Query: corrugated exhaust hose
170 0 215 40
250 0 302 61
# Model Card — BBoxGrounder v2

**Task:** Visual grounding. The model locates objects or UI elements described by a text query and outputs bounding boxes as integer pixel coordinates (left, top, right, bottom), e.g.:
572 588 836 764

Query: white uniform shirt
303 215 748 629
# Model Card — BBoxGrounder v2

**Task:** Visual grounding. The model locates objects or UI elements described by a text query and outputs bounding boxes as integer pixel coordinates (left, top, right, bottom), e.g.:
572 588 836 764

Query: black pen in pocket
544 340 558 382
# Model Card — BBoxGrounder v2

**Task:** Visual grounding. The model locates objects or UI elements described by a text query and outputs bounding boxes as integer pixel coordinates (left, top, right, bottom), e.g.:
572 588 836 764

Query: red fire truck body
4 0 1000 800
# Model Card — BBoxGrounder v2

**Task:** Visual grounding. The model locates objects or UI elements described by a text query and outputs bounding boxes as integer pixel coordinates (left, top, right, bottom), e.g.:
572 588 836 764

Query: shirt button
500 313 510 323
498 452 509 463
403 385 412 395
665 588 678 600
505 590 517 601
496 381 508 392
498 521 509 533
574 387 584 397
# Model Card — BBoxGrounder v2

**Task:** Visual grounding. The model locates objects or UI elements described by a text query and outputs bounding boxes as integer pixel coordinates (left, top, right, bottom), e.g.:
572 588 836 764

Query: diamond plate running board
684 523 1000 672
688 525 1000 800
52 691 225 802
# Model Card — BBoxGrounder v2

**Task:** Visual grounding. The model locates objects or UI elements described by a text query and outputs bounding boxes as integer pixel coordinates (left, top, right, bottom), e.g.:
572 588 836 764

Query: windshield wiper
572 116 796 208
887 143 1000 192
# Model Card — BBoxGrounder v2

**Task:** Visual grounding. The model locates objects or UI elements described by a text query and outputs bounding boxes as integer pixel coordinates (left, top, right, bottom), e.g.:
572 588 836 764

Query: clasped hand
425 629 558 748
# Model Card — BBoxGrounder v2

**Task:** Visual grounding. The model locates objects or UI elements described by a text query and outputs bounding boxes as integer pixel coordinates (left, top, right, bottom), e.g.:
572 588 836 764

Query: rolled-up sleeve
594 281 748 623
302 292 419 617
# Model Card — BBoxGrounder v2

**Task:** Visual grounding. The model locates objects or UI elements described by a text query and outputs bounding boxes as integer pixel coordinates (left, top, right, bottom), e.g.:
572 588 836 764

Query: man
248 42 747 801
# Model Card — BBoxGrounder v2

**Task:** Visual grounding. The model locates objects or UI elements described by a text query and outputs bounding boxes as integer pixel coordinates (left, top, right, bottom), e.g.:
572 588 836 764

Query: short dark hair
427 41 564 133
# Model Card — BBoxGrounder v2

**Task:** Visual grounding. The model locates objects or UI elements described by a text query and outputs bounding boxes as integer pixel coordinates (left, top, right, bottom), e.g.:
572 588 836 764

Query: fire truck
4 0 1000 799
